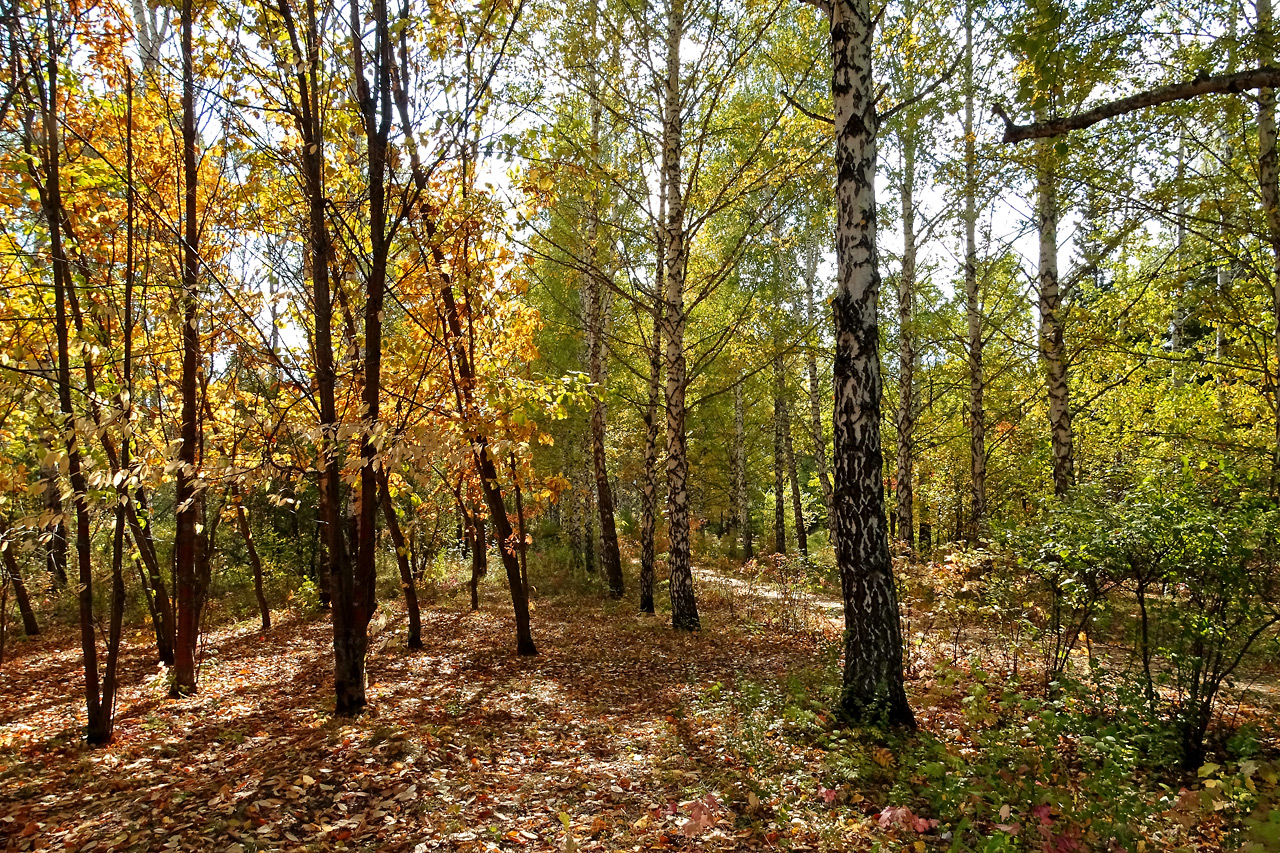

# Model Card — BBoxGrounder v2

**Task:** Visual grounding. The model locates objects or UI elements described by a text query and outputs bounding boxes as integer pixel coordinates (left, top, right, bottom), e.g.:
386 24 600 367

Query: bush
1004 479 1280 768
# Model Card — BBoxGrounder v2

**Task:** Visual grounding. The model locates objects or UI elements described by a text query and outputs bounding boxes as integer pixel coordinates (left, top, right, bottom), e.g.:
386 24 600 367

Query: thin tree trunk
567 458 585 572
662 0 699 631
468 508 487 612
583 0 624 597
390 34 535 654
728 375 743 561
588 314 623 594
785 400 807 557
379 475 421 647
1 539 38 636
895 123 916 548
1037 133 1073 499
773 353 787 555
34 0 106 737
735 376 752 562
341 0 395 717
964 4 986 533
122 71 171 663
235 493 271 633
803 243 833 518
172 0 202 697
639 294 662 612
830 0 914 727
511 455 530 594
101 496 126 744
35 0 107 741
437 273 536 652
40 451 66 590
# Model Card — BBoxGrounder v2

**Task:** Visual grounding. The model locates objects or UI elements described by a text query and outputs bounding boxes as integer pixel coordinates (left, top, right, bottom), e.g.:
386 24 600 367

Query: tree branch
997 66 1280 143
781 89 833 124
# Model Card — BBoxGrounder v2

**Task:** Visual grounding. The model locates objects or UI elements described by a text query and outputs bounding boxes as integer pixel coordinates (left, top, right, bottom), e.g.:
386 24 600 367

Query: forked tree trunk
661 0 699 631
379 475 422 647
829 0 914 727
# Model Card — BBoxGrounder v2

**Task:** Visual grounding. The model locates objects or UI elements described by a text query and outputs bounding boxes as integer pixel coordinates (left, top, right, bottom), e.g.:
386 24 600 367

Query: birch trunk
662 0 699 630
1037 136 1073 499
803 244 833 518
830 0 914 726
1259 0 1280 488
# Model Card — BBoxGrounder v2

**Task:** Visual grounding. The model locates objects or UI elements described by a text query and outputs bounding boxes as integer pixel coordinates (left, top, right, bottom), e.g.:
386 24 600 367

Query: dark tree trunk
468 509 487 612
639 294 662 613
235 494 271 633
172 0 202 697
1 540 38 637
40 452 67 590
34 0 109 742
582 14 624 597
511 456 530 596
475 445 536 653
436 271 535 654
829 0 914 728
100 499 127 744
379 474 422 648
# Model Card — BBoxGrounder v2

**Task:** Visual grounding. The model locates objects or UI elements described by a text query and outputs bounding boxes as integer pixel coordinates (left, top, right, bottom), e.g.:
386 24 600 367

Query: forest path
0 581 835 853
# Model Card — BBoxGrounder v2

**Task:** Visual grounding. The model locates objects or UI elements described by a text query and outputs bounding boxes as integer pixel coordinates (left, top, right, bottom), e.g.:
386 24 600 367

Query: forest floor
0 563 1277 853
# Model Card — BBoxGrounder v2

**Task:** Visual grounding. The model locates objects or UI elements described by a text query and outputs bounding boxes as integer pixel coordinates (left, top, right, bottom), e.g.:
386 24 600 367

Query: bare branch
998 67 1280 143
781 88 833 124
